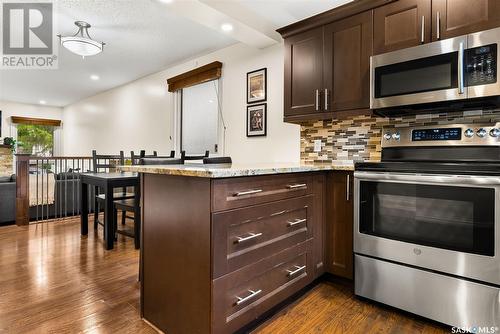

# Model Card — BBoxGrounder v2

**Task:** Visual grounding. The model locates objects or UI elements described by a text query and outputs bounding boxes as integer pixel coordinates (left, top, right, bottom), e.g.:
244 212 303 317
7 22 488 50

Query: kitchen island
120 163 353 334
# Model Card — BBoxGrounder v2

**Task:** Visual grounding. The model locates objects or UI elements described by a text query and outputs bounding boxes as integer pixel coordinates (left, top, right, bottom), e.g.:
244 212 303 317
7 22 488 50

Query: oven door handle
354 171 500 186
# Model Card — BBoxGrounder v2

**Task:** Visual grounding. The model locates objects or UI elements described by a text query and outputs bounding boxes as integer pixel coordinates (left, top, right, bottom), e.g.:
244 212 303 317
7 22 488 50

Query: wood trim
15 154 30 226
0 144 12 149
276 0 396 38
11 116 61 126
167 61 222 92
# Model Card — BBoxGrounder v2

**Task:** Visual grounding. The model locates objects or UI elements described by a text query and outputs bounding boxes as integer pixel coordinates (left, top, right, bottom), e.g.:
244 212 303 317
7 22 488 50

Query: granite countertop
119 162 354 178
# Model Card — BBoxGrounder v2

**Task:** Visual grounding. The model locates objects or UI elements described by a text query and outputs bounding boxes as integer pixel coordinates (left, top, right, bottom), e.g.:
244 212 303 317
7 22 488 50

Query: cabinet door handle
315 89 320 111
346 174 350 201
286 265 306 277
287 218 307 227
234 189 262 197
436 11 441 40
235 232 263 243
286 183 307 189
421 16 425 43
236 289 262 305
324 88 329 111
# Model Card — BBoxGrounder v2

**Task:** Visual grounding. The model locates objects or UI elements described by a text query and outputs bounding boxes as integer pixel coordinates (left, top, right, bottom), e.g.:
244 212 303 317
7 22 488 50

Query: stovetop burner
356 161 500 176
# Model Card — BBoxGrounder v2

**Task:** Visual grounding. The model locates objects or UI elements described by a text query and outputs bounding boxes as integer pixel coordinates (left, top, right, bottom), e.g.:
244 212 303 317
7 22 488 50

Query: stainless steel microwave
370 27 500 111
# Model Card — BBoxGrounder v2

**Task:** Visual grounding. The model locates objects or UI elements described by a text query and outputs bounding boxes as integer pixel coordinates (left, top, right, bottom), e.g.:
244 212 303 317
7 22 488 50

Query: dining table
80 172 139 250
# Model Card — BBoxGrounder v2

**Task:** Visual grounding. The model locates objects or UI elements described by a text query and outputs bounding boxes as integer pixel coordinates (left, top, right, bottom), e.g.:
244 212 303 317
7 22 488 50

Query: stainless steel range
354 123 500 329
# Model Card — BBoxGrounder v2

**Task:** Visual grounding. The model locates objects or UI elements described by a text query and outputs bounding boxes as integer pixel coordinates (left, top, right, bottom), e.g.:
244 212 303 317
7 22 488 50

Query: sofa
0 172 97 224
29 172 96 220
0 175 16 224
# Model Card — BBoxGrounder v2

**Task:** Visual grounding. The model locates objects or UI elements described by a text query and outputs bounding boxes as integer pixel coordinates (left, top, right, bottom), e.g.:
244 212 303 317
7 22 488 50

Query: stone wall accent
0 146 14 176
301 110 500 164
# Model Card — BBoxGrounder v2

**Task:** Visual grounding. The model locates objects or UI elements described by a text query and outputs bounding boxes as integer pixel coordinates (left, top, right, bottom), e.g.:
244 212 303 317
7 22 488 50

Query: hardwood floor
0 217 449 334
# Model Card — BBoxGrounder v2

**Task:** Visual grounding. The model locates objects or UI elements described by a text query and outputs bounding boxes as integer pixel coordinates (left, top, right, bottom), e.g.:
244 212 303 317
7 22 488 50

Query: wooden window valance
11 116 61 127
167 61 222 92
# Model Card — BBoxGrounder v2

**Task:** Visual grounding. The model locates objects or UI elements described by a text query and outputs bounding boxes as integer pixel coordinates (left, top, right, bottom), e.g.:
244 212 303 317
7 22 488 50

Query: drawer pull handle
236 289 262 305
287 265 306 277
236 232 263 243
287 218 307 227
287 183 307 189
234 189 263 197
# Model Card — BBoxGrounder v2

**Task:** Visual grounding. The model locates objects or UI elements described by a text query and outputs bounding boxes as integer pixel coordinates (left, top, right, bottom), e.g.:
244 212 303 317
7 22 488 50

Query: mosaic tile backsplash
300 110 500 164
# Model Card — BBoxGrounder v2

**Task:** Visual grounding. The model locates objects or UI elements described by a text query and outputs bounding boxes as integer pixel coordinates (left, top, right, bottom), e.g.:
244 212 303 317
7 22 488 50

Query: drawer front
212 196 314 278
212 174 313 212
212 241 314 334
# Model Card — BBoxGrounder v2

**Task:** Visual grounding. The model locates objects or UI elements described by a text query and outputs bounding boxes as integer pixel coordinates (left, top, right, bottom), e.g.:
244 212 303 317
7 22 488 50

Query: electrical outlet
314 140 322 152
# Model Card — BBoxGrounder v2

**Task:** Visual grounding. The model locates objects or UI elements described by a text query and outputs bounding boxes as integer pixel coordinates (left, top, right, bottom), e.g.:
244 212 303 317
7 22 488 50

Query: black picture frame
246 103 267 137
247 68 267 104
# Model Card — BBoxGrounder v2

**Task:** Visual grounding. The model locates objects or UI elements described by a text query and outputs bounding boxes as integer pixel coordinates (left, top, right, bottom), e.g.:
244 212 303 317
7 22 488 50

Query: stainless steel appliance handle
458 42 465 94
234 189 262 196
315 89 320 111
236 289 262 305
354 171 500 185
346 174 350 201
287 218 307 227
287 183 307 189
324 88 328 111
421 16 425 43
286 265 306 277
235 232 263 243
436 12 441 40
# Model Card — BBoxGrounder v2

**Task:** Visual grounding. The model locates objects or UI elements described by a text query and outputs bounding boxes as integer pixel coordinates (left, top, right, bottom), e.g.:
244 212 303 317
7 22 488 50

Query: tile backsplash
300 110 500 164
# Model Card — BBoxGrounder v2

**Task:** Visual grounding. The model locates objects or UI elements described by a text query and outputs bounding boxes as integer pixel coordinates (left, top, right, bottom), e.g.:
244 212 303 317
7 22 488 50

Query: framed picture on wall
247 68 267 104
247 103 266 137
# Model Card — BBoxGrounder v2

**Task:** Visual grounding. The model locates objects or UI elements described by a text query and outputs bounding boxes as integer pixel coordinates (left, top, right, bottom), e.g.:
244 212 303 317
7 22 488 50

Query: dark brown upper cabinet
324 11 373 112
432 0 500 41
373 0 432 55
284 27 324 117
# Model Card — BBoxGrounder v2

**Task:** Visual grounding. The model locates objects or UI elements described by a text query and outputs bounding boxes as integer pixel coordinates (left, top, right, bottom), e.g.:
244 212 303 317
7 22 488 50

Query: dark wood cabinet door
284 27 324 117
325 172 353 279
324 11 373 112
432 0 500 41
373 0 431 55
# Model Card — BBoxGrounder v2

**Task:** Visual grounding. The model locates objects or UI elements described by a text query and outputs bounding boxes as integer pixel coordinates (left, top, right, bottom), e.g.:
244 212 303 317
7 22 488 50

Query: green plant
3 137 17 153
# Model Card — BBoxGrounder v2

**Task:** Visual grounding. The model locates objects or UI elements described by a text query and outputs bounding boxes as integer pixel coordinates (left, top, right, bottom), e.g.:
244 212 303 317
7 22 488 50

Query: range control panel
382 123 500 147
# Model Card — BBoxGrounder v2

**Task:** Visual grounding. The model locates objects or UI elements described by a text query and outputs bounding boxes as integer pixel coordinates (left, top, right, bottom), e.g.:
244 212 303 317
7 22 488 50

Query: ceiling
0 0 352 107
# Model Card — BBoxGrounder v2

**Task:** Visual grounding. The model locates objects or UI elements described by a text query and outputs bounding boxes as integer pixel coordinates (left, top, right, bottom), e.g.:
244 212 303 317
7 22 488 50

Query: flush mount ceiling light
90 74 100 81
58 21 105 58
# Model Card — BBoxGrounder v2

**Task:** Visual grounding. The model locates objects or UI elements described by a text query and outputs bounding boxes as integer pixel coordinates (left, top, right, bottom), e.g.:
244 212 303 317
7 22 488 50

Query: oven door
371 35 467 109
354 171 500 286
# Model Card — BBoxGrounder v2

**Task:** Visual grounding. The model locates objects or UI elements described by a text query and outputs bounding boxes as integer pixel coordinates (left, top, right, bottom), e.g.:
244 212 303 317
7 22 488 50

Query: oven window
359 181 494 256
374 52 458 98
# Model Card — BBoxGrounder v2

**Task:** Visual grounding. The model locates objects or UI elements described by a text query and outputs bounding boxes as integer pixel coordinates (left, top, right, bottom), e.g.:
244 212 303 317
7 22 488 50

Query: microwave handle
458 42 465 94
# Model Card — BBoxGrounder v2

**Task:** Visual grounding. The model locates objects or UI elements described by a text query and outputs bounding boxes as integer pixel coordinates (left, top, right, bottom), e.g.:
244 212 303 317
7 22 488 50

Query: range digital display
412 128 462 141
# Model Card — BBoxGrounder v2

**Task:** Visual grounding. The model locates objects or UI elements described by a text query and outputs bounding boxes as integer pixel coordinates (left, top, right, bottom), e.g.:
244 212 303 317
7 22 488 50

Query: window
17 124 55 156
180 80 223 155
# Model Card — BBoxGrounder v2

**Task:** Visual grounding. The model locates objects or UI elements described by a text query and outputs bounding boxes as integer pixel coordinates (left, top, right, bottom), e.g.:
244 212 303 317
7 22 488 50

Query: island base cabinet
140 172 326 334
212 240 314 334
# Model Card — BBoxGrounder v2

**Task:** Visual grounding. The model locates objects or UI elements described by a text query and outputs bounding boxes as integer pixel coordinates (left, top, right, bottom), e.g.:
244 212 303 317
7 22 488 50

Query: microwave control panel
465 44 497 87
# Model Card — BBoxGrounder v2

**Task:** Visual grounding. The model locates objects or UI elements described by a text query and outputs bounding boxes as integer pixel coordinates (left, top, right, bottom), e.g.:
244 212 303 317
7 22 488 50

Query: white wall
63 43 300 164
0 100 63 138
